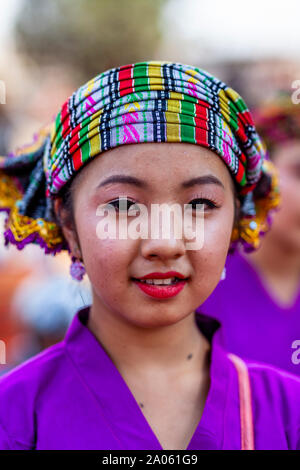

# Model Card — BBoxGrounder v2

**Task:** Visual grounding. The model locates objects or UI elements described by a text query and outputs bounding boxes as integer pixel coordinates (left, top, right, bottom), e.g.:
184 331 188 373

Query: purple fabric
199 250 300 376
0 306 300 450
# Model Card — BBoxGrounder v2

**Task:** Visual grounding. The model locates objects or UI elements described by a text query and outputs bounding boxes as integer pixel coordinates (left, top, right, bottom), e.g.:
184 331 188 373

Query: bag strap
227 352 255 450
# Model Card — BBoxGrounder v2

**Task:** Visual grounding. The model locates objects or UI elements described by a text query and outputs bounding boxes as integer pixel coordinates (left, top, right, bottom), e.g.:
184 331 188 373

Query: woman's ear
53 198 82 260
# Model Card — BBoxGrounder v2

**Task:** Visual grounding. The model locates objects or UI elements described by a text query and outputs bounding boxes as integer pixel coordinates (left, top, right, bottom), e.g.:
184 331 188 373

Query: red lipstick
136 271 187 280
132 271 189 299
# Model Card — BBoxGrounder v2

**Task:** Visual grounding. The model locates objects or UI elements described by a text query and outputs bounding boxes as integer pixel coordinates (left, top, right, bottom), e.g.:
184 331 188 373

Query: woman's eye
187 198 218 211
106 198 140 214
105 197 217 214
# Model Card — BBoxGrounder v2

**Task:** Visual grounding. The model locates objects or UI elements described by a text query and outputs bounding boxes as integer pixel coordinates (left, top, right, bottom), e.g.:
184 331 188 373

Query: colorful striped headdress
0 61 280 255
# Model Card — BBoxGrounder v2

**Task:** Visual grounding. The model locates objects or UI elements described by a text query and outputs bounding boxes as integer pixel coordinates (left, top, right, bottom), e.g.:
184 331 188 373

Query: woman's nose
140 235 186 260
140 212 187 260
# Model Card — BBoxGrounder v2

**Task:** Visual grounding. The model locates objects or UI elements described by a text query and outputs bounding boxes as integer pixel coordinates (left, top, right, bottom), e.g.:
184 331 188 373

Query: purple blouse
198 249 300 375
0 306 300 450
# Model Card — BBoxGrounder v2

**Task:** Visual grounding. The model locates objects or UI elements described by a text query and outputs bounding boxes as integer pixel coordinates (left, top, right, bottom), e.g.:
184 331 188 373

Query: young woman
0 62 299 450
200 94 300 375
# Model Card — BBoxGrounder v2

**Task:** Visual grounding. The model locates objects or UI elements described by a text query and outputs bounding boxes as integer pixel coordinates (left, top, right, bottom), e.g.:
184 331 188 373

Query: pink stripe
122 125 140 143
53 174 65 189
222 142 232 165
85 95 97 116
227 353 255 450
122 112 140 143
187 82 197 97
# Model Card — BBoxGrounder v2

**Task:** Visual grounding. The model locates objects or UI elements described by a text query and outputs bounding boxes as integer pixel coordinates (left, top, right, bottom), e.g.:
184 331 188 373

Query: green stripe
81 139 90 163
180 114 195 128
115 97 123 145
133 64 148 79
236 97 247 112
181 98 196 116
180 123 195 143
226 104 238 131
180 98 195 142
100 75 105 101
142 111 147 142
134 77 149 88
240 171 246 186
228 115 238 132
56 127 62 152
217 116 223 154
53 112 63 151
61 166 68 181
79 117 90 153
182 93 197 104
55 111 61 134
81 115 91 130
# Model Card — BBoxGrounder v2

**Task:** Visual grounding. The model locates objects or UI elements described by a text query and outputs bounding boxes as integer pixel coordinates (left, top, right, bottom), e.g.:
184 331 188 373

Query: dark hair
231 176 241 228
55 175 77 230
56 158 91 231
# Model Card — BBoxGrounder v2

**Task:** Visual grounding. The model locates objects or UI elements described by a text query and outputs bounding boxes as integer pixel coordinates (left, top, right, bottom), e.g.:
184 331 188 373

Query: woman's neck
88 300 211 378
242 235 300 307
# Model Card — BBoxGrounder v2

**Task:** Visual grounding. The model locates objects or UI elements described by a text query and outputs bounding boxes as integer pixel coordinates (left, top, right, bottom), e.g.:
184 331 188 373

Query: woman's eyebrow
181 175 225 190
96 174 225 190
96 175 149 189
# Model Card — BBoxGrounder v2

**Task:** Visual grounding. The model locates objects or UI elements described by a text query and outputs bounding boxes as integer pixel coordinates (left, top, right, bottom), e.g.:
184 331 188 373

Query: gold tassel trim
230 160 281 250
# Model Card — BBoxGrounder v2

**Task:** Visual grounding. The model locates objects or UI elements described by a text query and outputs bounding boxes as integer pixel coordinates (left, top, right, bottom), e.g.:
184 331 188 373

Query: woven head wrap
0 61 280 255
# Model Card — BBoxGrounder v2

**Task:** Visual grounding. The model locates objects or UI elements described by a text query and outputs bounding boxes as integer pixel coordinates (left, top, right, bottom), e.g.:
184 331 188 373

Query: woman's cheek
192 209 233 289
78 211 138 292
202 207 233 254
83 237 135 282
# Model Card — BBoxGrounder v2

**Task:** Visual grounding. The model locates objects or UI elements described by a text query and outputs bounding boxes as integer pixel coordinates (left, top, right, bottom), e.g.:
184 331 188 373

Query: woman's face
59 143 237 328
269 140 300 251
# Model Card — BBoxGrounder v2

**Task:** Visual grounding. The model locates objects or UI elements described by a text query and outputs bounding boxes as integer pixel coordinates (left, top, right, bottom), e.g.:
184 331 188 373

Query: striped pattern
45 61 265 197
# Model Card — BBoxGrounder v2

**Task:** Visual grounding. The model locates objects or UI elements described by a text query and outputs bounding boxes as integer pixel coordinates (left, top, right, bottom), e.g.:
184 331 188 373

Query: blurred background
0 0 300 373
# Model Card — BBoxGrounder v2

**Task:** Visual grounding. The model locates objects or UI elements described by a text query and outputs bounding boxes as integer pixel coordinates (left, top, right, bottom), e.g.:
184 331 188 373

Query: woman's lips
131 278 188 299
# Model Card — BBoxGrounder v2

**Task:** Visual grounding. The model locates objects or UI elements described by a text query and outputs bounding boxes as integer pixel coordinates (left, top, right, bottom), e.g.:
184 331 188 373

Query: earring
70 255 86 281
220 266 226 280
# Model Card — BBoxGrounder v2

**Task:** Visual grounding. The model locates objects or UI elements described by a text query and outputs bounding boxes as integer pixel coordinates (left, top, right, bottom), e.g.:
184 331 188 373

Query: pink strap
227 353 255 450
